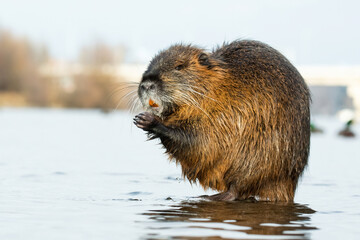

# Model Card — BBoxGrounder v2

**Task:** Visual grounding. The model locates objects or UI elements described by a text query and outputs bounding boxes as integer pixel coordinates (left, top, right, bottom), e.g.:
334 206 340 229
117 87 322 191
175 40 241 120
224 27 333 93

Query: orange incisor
149 99 159 107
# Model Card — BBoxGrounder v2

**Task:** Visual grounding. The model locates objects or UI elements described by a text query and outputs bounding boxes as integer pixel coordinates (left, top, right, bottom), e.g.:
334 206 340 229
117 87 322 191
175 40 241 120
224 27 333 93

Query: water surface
0 108 359 239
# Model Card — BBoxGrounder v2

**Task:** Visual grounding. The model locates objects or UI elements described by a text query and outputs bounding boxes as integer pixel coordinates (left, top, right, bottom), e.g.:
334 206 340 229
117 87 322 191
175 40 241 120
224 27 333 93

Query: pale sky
0 0 359 65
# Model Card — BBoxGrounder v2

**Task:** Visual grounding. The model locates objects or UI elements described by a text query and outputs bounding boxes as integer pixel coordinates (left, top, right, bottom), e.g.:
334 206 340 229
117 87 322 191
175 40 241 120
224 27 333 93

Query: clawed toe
133 112 156 130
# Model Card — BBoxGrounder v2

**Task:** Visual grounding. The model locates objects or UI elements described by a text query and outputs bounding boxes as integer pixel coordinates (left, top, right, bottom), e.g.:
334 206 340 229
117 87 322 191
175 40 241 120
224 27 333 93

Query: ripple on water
128 198 142 201
52 171 66 175
165 176 183 181
127 191 152 196
20 174 39 178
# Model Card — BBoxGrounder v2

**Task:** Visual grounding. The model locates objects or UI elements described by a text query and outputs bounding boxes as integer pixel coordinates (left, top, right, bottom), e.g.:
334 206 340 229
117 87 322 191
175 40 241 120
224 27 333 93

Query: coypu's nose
139 81 156 92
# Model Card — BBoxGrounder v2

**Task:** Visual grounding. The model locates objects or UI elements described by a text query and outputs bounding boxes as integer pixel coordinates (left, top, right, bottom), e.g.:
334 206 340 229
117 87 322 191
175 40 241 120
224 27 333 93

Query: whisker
109 85 138 98
130 97 142 114
112 89 138 112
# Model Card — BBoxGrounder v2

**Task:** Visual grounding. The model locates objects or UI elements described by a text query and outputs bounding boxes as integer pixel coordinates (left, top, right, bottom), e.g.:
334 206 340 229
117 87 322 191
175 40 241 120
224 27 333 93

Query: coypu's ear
198 53 212 68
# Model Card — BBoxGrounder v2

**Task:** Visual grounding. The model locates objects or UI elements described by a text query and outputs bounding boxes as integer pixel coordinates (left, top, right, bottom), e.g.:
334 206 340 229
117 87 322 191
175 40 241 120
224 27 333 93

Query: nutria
134 40 310 202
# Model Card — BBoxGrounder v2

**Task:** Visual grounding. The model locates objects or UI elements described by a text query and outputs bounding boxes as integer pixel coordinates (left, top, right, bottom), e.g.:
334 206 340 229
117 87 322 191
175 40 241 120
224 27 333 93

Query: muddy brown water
0 108 359 239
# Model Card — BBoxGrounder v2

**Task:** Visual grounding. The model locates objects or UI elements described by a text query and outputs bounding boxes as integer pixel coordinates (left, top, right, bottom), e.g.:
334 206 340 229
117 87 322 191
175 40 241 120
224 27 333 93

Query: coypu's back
135 40 310 202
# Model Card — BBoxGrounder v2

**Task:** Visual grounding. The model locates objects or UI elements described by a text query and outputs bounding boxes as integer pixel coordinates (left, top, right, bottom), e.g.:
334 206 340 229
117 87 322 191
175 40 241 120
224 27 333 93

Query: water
0 108 359 239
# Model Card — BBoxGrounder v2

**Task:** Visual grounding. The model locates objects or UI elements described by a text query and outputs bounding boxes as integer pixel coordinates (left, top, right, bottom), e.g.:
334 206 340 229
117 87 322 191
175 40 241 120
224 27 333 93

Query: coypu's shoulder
210 40 308 98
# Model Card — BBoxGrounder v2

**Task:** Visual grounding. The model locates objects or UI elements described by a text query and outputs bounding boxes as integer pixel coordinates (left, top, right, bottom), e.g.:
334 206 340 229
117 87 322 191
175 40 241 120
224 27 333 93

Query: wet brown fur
135 40 310 202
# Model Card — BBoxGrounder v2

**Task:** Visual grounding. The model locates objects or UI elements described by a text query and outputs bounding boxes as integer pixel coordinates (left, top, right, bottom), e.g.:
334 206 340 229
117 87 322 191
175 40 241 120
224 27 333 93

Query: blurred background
0 0 359 120
1 1 360 239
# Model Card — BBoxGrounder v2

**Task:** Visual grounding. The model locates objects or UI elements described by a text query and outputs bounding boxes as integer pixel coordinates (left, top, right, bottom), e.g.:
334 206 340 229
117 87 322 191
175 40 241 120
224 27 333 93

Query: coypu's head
138 44 221 118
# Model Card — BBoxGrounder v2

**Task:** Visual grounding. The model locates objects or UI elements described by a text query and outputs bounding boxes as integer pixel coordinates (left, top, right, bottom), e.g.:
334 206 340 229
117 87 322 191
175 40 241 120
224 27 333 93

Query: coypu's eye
175 64 185 71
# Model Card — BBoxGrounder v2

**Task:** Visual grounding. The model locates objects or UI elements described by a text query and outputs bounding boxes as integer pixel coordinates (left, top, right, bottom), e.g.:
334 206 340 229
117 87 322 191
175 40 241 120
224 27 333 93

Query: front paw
133 112 158 131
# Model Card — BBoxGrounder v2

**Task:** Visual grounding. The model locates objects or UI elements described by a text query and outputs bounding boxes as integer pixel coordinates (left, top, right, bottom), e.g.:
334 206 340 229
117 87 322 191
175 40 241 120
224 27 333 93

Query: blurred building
309 85 354 115
299 65 360 119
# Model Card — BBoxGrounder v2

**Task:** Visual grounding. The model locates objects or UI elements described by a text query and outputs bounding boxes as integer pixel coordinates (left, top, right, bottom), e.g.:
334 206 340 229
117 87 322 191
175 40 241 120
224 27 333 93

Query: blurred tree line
0 29 49 106
0 28 126 111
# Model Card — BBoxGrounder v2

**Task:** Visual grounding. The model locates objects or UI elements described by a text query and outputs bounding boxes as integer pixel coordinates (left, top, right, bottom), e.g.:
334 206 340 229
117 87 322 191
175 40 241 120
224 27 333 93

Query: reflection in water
143 200 317 239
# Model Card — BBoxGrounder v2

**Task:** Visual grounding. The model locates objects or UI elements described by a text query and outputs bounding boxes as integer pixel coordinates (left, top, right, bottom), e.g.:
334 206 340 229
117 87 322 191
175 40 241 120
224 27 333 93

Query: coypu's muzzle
138 77 165 117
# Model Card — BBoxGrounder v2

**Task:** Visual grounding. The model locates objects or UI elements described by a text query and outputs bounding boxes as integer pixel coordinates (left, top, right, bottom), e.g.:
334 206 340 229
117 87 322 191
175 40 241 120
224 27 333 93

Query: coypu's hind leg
205 191 236 201
202 185 238 201
257 179 296 202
